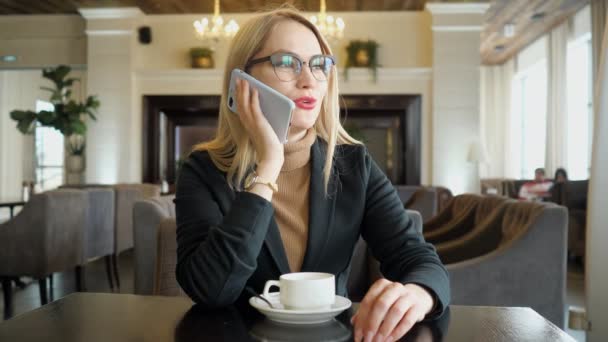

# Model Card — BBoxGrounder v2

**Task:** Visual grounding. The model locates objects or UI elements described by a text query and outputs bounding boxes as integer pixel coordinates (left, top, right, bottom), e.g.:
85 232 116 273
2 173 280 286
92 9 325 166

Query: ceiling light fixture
193 0 239 46
309 0 345 44
503 23 515 38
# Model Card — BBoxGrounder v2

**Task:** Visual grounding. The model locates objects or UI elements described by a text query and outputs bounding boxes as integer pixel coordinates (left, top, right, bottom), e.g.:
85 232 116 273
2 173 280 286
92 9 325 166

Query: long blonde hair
193 6 360 193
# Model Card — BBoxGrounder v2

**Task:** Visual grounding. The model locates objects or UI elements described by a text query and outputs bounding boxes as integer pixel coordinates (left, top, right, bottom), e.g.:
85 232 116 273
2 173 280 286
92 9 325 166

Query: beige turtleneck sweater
272 129 316 272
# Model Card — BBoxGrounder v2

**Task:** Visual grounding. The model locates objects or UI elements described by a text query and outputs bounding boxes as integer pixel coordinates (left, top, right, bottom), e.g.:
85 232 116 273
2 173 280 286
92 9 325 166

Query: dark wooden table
0 293 575 341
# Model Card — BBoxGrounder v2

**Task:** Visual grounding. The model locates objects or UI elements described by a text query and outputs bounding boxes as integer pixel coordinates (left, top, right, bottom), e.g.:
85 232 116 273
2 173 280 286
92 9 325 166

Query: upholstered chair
110 183 160 290
154 218 188 297
0 190 87 319
133 195 175 295
445 201 568 328
76 188 116 291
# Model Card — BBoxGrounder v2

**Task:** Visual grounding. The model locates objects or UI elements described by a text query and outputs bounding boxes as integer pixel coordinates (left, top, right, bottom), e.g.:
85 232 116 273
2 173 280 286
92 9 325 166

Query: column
426 3 489 194
79 8 142 183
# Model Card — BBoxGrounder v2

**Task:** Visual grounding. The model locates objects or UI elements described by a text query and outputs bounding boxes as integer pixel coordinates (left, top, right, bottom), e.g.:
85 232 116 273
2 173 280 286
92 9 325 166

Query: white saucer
249 293 352 325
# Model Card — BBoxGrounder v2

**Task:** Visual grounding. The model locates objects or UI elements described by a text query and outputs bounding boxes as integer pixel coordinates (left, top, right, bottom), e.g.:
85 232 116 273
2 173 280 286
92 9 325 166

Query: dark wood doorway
142 94 421 190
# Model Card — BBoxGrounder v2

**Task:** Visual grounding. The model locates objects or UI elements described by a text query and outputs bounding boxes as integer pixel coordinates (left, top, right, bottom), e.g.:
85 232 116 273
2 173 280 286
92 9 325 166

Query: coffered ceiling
0 0 439 14
481 0 590 65
0 0 591 66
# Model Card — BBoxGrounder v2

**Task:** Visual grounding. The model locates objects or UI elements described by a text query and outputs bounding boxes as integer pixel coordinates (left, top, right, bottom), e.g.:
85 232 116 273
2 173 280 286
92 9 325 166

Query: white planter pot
66 155 85 173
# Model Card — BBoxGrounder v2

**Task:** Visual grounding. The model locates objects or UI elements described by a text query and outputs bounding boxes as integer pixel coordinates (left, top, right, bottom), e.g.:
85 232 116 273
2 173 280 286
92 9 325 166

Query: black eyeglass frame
244 52 336 82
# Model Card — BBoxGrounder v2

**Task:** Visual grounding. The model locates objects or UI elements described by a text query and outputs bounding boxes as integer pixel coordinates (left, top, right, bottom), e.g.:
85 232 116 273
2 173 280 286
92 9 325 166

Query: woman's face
248 20 329 138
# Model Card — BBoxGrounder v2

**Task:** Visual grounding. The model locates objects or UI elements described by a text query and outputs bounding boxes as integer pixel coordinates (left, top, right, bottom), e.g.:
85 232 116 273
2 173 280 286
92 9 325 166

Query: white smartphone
227 68 295 144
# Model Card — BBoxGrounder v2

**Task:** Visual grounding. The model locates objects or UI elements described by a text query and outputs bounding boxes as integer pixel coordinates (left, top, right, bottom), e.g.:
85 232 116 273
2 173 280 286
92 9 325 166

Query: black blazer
175 139 450 316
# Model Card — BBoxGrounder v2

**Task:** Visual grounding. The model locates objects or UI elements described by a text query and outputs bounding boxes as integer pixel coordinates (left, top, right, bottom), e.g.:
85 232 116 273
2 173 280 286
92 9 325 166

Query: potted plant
190 47 215 69
344 39 380 82
10 65 100 174
66 134 86 173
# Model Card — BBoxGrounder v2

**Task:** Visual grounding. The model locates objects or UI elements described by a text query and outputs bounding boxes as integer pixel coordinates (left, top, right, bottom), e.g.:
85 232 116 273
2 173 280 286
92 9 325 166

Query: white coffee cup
262 272 335 311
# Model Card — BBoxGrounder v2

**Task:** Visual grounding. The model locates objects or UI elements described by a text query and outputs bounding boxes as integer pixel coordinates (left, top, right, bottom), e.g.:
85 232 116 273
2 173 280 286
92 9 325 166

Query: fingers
376 295 414 341
233 78 284 165
353 279 392 341
353 280 431 342
249 86 267 128
236 79 250 121
236 79 267 131
388 306 425 341
364 283 406 341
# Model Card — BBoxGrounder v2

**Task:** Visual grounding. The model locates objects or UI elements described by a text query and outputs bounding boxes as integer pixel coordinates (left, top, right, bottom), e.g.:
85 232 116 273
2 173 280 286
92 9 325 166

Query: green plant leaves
37 110 56 125
9 110 36 134
9 65 100 138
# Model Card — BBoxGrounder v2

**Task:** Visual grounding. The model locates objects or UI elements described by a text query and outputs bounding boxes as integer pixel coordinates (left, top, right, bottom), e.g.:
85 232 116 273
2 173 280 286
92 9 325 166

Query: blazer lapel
263 219 291 275
301 139 337 271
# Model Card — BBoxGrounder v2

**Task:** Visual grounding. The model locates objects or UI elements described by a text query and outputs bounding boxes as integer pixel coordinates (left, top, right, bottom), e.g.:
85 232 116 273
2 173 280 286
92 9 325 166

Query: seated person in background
519 168 554 201
554 168 568 184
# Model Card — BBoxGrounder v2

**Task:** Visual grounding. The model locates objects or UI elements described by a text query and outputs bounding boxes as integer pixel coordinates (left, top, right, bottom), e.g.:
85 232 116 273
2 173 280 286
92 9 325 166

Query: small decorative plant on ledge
10 65 100 176
190 47 215 69
344 39 380 82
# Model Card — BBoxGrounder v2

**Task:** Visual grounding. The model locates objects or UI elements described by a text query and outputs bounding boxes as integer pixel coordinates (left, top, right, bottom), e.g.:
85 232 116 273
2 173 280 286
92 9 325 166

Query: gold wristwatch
244 170 278 192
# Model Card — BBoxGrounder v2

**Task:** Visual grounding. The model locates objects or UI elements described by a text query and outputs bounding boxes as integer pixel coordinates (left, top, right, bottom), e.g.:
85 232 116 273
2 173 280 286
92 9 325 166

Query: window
566 32 592 180
511 59 548 179
35 100 64 191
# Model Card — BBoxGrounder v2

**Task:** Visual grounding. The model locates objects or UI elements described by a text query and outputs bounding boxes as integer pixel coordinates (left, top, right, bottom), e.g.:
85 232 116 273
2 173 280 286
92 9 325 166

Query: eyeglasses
245 52 336 82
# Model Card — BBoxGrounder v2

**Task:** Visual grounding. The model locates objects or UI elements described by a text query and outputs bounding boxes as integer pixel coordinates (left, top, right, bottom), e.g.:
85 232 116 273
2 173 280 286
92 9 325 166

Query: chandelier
309 0 345 43
193 0 239 45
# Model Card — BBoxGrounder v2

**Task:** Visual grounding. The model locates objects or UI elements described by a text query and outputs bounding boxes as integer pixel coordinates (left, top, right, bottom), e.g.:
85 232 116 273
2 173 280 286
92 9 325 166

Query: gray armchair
111 183 160 290
445 201 568 328
0 190 87 319
395 186 438 222
154 218 188 297
133 195 175 295
76 188 115 291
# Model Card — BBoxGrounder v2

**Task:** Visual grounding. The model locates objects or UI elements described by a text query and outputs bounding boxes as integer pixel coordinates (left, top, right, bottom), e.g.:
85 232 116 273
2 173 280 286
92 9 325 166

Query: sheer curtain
545 22 569 176
480 60 514 178
591 0 608 85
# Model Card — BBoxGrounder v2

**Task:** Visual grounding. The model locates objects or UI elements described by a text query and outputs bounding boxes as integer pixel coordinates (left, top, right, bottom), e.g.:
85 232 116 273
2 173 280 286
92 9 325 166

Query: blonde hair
193 5 360 193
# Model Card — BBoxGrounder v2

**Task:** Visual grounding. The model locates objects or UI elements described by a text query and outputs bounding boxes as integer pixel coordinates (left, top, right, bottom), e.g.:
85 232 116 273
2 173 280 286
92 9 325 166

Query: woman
554 168 568 184
175 6 449 341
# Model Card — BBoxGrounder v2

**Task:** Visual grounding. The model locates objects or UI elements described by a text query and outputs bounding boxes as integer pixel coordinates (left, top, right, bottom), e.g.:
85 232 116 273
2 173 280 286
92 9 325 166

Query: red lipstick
293 96 317 110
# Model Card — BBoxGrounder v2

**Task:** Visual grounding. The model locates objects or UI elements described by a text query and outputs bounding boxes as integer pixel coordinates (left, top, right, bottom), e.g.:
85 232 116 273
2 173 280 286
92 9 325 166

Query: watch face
244 172 256 189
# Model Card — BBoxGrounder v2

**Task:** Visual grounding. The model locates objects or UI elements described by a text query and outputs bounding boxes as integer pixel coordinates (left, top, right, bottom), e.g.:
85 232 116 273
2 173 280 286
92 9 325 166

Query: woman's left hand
351 279 435 342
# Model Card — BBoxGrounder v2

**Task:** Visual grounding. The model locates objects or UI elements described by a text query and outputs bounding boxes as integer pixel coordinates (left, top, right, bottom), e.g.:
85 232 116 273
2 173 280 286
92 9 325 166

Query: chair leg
13 277 27 289
2 277 14 319
75 265 86 292
104 255 115 291
38 278 48 306
48 274 54 301
112 253 121 291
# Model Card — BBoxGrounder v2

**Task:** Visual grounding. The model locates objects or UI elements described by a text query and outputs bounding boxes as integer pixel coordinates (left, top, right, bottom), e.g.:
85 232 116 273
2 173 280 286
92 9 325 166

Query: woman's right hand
235 78 284 192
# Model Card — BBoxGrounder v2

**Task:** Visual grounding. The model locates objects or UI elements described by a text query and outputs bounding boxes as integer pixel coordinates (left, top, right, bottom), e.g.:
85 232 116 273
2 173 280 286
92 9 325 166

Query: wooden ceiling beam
0 0 48 13
135 0 161 14
169 0 190 13
481 0 590 65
